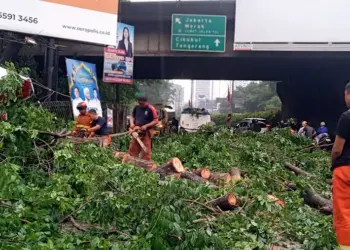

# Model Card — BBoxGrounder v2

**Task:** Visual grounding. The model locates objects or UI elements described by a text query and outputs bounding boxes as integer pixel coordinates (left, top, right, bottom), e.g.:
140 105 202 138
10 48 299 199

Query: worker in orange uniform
128 94 158 160
72 102 92 137
332 82 350 249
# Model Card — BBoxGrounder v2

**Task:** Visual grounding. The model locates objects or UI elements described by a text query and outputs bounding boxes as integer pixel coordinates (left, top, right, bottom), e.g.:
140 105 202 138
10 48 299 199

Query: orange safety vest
74 114 92 131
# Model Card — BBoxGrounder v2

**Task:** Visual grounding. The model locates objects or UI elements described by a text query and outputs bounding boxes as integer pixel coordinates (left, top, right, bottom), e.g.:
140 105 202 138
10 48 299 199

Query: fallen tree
208 193 239 211
193 168 211 179
301 188 333 215
284 162 310 176
209 172 232 185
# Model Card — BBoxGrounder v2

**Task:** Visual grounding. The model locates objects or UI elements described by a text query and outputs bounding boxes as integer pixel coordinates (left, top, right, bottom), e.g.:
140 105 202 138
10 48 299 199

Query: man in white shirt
89 88 102 116
72 87 83 117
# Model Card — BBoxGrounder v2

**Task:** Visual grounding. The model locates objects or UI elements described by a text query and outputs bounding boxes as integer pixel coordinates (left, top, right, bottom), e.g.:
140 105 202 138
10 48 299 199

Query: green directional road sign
171 14 226 53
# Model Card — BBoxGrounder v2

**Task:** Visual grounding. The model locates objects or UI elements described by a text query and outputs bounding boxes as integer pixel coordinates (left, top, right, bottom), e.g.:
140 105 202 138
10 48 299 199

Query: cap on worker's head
320 122 326 126
135 92 148 101
77 102 87 110
345 82 350 91
302 121 308 126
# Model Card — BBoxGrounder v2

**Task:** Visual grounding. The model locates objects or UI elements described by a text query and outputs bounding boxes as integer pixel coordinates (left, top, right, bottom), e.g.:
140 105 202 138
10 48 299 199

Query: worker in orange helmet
72 102 92 137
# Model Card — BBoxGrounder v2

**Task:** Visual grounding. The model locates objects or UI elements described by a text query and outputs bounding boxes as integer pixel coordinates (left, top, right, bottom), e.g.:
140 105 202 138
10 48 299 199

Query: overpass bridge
35 1 350 125
50 1 350 80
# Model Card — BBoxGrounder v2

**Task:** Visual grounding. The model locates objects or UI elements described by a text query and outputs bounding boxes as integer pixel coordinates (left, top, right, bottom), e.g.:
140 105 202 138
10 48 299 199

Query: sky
172 80 250 102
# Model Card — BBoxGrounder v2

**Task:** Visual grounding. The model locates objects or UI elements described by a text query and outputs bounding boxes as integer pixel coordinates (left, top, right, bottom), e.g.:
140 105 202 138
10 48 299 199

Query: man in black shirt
87 109 111 148
331 82 350 248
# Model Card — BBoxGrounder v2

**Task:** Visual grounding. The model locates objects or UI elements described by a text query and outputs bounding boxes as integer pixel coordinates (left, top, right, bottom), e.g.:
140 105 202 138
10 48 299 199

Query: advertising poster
107 108 113 128
66 58 102 118
0 0 118 45
103 23 134 84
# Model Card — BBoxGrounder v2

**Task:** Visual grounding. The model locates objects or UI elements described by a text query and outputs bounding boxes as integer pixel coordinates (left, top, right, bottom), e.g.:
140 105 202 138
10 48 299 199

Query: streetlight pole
190 80 194 108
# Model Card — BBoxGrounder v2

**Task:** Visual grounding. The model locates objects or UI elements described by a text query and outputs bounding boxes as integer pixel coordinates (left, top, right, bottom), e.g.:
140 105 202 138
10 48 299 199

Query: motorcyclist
316 122 329 144
72 102 92 137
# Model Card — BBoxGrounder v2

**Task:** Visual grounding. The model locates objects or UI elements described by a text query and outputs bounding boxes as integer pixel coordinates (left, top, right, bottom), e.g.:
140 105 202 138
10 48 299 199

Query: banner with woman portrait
103 23 134 84
66 58 102 118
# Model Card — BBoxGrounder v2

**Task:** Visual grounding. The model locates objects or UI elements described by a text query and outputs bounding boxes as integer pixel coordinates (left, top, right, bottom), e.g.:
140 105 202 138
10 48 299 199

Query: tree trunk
120 153 157 172
284 181 297 191
153 157 185 178
209 172 231 185
114 151 127 160
267 194 285 207
284 162 310 176
230 168 241 181
193 168 211 179
209 193 239 211
168 173 182 179
181 172 218 188
301 188 332 214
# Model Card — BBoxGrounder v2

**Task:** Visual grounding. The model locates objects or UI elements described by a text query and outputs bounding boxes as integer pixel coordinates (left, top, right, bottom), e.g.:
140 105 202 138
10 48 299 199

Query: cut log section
116 153 157 172
181 172 218 188
209 193 239 211
193 168 211 179
153 157 185 178
284 181 297 191
284 162 310 176
230 168 242 182
301 188 332 214
267 194 286 207
209 172 232 185
114 152 127 160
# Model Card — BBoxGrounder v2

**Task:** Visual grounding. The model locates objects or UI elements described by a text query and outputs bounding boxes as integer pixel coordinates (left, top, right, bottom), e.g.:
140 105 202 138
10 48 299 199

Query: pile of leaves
0 66 336 249
151 129 335 249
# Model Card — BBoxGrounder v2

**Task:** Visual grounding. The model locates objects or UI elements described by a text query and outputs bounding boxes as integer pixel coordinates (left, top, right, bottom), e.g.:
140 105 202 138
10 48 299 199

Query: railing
40 101 130 133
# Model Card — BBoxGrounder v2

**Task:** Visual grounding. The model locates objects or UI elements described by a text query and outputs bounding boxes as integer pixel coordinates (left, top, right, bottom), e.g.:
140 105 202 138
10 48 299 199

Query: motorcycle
316 133 332 150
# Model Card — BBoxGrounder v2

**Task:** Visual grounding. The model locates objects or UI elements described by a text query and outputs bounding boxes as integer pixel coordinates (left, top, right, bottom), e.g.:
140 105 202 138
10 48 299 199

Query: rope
31 79 71 99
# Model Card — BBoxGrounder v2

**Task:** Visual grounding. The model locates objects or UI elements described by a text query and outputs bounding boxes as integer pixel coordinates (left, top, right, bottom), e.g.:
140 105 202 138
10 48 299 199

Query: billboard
66 58 102 118
234 0 350 51
103 23 134 84
0 0 118 45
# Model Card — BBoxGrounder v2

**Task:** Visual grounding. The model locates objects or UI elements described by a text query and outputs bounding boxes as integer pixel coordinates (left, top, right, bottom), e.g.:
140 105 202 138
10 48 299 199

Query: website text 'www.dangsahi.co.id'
62 24 110 36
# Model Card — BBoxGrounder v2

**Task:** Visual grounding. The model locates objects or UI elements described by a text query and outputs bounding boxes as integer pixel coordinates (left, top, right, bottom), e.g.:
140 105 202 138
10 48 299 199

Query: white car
179 108 211 133
234 118 269 133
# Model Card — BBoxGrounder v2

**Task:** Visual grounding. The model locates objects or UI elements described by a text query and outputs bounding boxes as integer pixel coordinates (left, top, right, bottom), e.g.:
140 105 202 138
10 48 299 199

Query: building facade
194 80 212 108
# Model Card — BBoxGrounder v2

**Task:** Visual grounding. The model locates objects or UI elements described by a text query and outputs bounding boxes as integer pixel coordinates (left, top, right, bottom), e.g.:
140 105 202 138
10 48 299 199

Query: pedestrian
128 93 158 160
298 121 316 139
331 82 350 249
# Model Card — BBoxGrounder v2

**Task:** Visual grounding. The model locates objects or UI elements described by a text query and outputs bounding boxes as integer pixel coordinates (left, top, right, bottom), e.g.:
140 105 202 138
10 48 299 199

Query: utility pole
231 80 234 113
190 80 194 108
46 38 55 97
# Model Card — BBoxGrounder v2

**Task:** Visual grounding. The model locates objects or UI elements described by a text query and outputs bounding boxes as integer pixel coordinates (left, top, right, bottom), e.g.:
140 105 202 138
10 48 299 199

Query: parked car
234 118 269 133
111 62 127 72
